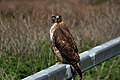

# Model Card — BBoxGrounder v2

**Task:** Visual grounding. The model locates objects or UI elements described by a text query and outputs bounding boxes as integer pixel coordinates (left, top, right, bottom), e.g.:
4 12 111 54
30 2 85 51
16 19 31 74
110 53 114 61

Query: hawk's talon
56 61 62 64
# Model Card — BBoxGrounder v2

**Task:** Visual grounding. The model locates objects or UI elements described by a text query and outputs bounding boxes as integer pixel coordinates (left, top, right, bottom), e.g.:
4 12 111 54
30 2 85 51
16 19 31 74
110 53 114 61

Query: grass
0 0 120 80
0 39 52 79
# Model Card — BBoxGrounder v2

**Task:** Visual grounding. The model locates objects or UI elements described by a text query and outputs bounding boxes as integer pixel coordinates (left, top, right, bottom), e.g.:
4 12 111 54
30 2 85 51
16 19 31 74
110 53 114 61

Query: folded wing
53 26 80 64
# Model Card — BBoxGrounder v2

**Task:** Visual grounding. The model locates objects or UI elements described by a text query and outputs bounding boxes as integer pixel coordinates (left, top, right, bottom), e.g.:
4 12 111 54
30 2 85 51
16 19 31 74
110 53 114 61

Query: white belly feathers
50 23 57 41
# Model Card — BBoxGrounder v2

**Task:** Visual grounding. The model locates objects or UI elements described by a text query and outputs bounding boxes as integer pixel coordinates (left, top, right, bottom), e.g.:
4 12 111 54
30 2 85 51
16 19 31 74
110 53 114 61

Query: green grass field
0 0 120 80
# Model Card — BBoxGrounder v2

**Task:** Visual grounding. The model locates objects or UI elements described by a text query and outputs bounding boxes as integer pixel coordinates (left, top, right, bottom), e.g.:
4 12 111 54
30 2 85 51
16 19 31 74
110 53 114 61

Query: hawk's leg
55 50 63 64
51 42 63 64
52 47 63 64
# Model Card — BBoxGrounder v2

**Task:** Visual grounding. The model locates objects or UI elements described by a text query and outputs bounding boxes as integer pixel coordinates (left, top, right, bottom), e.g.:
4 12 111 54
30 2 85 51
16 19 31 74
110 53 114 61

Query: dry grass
0 0 120 79
0 0 120 51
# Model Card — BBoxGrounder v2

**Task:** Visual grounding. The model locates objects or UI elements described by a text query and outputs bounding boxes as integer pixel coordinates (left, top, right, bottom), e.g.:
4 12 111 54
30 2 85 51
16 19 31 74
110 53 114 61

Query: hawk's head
51 14 62 24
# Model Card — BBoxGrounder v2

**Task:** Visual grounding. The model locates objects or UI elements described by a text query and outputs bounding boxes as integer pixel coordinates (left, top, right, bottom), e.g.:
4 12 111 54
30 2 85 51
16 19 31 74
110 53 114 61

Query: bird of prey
50 14 82 80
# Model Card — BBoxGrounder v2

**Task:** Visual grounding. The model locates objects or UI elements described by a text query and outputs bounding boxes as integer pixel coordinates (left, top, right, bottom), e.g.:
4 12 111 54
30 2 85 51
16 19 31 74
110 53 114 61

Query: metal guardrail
22 37 120 80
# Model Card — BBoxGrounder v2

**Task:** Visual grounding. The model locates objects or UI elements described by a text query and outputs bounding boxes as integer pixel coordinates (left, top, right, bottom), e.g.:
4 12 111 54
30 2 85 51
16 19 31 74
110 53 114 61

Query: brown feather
50 21 82 80
53 24 80 64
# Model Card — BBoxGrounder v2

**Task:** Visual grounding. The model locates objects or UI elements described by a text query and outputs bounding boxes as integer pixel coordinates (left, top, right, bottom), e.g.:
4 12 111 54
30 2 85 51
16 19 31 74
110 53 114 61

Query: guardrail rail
22 37 120 80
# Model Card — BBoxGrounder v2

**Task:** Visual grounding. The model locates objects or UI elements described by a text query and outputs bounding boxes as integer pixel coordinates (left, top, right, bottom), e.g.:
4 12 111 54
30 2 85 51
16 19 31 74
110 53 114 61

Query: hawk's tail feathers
72 63 82 80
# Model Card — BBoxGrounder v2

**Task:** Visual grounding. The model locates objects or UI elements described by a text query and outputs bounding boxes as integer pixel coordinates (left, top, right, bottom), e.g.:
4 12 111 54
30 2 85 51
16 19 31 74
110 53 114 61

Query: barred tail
72 63 82 80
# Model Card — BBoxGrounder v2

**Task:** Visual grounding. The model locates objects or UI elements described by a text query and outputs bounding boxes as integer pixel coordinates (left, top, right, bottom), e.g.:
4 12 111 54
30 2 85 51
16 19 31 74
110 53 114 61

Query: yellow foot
56 61 62 64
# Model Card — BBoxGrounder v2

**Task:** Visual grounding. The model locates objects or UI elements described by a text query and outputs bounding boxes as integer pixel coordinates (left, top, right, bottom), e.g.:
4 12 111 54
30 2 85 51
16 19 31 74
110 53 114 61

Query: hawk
50 14 82 80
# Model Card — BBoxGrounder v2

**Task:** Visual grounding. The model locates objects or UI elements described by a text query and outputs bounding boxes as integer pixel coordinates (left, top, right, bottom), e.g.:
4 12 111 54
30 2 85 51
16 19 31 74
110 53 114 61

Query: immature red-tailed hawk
50 14 82 80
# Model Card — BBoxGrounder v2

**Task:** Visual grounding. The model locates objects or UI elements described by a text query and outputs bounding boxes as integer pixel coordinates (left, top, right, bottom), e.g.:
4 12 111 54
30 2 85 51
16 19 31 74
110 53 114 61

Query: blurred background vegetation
0 0 120 80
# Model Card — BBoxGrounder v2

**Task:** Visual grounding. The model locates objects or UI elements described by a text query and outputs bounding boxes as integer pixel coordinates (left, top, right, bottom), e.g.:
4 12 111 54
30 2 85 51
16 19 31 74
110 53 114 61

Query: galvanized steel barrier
22 37 120 80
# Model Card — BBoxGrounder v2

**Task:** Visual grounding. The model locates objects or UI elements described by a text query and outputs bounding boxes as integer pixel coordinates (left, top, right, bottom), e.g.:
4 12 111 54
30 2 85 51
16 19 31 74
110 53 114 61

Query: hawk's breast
50 23 57 41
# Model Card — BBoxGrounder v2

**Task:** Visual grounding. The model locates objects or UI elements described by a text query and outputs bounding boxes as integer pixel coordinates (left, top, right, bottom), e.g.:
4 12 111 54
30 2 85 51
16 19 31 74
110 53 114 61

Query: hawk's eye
51 16 56 23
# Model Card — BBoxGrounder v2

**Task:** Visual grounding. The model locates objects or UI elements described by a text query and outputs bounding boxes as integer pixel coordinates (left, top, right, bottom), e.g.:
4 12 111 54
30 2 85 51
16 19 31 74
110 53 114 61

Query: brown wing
53 26 80 64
